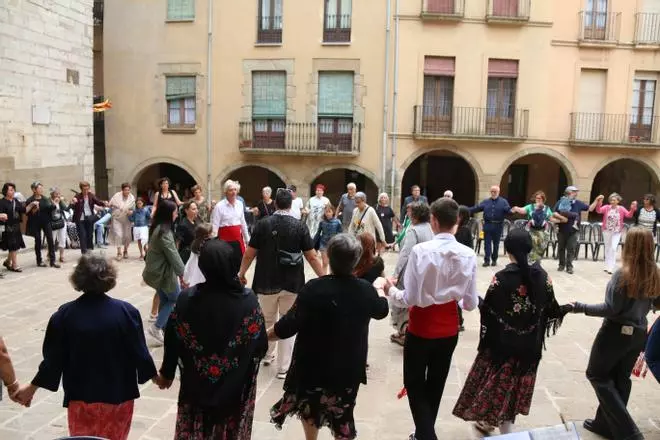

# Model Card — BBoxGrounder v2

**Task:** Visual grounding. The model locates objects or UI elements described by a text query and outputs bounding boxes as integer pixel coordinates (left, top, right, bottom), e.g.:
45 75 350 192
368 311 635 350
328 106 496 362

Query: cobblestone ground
1 244 659 440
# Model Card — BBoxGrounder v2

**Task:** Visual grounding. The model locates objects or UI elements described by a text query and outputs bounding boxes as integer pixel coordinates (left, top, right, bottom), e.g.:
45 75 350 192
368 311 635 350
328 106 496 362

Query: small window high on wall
166 76 196 128
487 59 518 136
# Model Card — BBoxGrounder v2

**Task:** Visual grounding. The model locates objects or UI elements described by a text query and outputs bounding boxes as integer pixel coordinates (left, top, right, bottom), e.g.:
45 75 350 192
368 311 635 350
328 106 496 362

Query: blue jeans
94 213 111 245
156 283 180 330
483 223 503 263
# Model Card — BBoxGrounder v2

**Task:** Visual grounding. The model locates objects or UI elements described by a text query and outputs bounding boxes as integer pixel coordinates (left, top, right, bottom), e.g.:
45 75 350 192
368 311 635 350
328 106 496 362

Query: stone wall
0 0 94 195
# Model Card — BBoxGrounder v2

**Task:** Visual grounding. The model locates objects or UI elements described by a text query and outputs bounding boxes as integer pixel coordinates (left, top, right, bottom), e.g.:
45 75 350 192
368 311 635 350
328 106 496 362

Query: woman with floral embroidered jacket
453 229 571 436
155 239 267 439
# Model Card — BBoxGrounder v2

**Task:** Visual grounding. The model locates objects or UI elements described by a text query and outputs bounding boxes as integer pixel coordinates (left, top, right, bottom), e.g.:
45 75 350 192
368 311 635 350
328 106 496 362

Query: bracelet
4 379 17 389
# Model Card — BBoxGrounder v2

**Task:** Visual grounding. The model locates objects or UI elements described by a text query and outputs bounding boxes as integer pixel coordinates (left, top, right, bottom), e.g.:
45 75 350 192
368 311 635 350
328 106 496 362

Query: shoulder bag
273 216 304 266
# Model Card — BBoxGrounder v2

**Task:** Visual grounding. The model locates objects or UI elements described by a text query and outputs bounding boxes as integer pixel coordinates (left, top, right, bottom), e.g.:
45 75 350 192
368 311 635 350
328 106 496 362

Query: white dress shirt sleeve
239 201 250 243
211 202 221 234
389 247 421 309
458 254 479 311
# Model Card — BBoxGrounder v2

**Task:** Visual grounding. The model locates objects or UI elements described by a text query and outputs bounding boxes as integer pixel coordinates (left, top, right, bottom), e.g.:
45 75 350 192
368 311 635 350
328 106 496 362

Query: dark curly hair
1 182 16 197
70 254 117 293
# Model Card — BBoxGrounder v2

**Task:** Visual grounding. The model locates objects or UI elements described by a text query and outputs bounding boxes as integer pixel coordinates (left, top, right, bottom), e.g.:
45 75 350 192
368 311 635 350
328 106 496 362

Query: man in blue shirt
470 185 512 267
553 185 591 275
401 185 429 222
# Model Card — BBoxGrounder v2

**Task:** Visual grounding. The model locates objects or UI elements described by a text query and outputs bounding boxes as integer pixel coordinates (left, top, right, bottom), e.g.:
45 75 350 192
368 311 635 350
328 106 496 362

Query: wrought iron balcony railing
578 11 621 43
323 14 351 42
257 16 282 44
413 106 529 139
239 121 362 155
570 113 660 146
421 0 465 19
486 0 530 22
634 13 660 45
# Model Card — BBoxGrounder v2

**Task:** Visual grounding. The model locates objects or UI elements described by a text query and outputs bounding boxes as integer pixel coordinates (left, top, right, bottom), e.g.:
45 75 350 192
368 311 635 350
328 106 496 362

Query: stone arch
128 157 203 190
588 156 660 211
496 147 577 186
398 145 485 182
214 161 289 189
587 155 660 184
304 163 379 189
307 164 380 208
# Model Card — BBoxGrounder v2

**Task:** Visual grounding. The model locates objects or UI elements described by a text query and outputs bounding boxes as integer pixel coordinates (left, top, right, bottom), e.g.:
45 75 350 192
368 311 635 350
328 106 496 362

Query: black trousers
76 218 95 254
32 222 55 265
404 333 459 440
586 320 646 440
557 231 578 269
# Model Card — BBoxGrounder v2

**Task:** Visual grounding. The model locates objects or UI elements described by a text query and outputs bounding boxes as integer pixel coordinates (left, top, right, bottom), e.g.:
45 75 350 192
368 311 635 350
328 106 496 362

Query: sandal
474 421 495 435
3 260 10 270
8 266 23 272
390 333 405 346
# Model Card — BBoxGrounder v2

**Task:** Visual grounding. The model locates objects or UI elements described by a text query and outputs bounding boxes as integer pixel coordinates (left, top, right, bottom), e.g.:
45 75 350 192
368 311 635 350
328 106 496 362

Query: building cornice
398 14 553 27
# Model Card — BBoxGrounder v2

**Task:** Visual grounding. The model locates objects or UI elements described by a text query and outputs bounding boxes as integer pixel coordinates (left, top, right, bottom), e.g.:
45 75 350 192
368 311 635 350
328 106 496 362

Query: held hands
238 272 248 286
596 195 605 202
267 327 278 342
152 374 173 390
0 213 7 221
12 383 37 407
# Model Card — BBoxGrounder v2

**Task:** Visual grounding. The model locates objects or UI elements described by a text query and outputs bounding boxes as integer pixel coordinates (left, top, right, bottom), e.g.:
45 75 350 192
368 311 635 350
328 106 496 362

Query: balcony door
630 79 656 142
486 59 518 136
577 69 606 141
252 71 286 149
422 77 453 133
258 0 283 43
318 72 354 151
584 0 608 40
493 0 518 17
324 0 351 42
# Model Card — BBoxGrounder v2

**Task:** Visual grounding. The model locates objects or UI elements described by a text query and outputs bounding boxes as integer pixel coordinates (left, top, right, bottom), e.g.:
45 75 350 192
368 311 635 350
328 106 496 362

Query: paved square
1 245 659 439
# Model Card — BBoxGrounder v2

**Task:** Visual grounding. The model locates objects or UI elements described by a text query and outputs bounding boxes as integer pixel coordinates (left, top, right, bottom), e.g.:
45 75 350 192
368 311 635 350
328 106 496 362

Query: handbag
51 206 65 230
273 216 303 266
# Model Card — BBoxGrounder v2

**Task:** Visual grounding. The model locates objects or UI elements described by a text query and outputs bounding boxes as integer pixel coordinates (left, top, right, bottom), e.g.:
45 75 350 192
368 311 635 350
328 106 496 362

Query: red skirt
68 400 134 440
218 225 246 254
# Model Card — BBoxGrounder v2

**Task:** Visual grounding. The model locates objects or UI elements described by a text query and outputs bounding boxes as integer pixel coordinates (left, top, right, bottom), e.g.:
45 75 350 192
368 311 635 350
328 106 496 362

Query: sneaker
148 324 164 345
148 313 157 323
276 370 287 380
263 354 276 366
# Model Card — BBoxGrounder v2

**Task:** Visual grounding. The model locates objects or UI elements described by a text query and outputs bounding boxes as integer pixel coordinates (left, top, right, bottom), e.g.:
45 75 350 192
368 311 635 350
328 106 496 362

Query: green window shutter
318 72 354 117
166 76 196 100
168 0 195 20
252 71 286 119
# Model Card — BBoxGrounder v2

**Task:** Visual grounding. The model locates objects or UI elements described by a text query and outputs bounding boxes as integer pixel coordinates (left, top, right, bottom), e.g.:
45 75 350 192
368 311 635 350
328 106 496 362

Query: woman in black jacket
633 194 660 236
269 233 389 440
455 205 474 249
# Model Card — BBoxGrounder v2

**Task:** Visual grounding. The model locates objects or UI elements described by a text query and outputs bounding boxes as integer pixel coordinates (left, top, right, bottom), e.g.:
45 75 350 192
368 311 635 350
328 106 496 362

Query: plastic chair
619 223 631 250
474 219 484 255
467 218 479 251
499 219 511 256
574 223 592 260
591 223 605 261
545 223 559 259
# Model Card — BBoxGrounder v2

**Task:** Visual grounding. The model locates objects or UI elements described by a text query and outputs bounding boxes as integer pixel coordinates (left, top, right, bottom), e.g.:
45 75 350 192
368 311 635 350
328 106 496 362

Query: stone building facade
0 0 94 195
103 0 660 212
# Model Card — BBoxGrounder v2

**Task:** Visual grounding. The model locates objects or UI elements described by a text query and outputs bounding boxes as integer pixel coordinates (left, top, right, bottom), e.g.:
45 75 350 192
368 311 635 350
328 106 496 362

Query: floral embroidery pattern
173 309 264 383
507 284 535 317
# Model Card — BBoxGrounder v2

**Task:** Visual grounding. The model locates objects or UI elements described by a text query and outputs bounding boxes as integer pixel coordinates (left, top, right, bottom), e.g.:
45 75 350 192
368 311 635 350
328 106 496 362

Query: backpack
530 206 547 230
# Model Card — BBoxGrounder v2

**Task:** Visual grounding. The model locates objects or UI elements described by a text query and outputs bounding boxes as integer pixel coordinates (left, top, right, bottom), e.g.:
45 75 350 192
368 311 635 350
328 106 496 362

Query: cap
565 185 579 193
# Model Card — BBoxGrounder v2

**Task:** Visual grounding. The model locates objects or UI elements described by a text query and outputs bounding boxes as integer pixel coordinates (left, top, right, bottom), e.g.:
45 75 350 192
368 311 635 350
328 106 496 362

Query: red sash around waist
408 301 459 339
218 225 246 254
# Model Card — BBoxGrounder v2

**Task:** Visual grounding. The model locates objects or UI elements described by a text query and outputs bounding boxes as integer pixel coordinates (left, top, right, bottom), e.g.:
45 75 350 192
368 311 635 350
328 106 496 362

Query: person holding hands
590 193 637 274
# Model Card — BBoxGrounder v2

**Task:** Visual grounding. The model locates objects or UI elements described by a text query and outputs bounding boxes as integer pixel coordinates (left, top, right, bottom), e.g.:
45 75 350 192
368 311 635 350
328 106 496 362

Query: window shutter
167 0 195 20
488 59 518 78
252 71 287 118
318 72 354 117
424 57 455 76
166 77 196 100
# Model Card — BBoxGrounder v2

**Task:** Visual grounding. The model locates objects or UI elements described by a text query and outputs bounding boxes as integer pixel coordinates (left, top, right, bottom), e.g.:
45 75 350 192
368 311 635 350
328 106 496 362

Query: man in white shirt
211 179 250 254
288 184 304 220
385 197 478 440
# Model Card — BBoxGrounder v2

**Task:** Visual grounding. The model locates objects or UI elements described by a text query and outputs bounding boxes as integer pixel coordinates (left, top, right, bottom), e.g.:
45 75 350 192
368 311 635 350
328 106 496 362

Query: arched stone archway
132 161 199 202
310 167 379 209
400 149 479 212
588 158 660 210
498 151 576 208
215 162 289 190
398 145 485 182
219 165 286 207
129 157 202 193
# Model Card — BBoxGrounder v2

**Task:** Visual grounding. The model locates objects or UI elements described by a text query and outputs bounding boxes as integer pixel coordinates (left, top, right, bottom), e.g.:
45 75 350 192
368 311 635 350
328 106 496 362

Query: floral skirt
270 386 360 440
529 229 549 263
67 400 134 440
175 362 259 440
452 351 539 426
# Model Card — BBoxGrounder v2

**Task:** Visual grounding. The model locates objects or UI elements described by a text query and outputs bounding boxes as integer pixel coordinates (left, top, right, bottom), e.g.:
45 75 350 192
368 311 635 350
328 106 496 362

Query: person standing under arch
470 186 512 267
211 180 250 254
304 184 329 238
336 182 358 232
150 177 182 219
108 183 136 262
401 185 429 223
553 186 592 275
511 191 553 263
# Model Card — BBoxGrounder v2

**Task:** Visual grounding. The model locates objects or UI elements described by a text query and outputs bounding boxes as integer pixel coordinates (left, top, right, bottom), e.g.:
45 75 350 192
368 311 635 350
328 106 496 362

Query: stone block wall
0 0 94 195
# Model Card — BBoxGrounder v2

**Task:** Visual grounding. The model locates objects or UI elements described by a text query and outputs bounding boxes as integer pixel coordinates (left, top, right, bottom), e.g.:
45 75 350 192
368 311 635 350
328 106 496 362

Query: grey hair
70 254 117 293
223 179 240 193
327 233 363 276
609 192 622 202
347 182 357 190
378 192 389 201
262 186 272 196
355 192 367 202
443 190 453 198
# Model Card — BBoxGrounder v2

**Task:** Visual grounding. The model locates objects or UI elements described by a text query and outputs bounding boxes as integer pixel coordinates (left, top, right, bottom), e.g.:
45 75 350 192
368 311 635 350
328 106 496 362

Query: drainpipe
380 0 392 193
205 0 214 201
389 0 400 201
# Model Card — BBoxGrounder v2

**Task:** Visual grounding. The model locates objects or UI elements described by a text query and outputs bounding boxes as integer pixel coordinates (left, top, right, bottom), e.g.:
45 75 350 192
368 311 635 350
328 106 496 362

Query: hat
565 185 579 193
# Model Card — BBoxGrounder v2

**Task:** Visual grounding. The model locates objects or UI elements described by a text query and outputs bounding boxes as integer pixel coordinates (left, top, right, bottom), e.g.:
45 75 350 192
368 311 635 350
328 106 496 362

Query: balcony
238 121 362 155
421 0 465 21
257 16 282 44
323 15 351 43
486 0 530 24
93 0 103 26
570 113 660 147
578 11 621 47
634 13 660 47
413 106 529 141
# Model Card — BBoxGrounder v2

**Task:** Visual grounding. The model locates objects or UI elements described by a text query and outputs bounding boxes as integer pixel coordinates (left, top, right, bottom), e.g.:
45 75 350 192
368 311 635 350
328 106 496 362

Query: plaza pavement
0 244 659 440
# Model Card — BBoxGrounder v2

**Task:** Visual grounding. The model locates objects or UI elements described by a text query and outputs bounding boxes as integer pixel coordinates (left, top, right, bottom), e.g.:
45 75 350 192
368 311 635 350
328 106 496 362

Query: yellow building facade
103 0 660 211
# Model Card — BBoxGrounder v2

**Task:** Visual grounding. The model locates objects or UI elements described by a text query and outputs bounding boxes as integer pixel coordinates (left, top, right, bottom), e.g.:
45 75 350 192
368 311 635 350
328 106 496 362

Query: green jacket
142 225 185 294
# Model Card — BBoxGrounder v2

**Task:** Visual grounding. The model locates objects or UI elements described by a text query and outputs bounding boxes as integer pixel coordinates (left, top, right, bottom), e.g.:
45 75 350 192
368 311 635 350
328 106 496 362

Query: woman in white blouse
348 192 386 251
305 184 330 238
210 180 250 254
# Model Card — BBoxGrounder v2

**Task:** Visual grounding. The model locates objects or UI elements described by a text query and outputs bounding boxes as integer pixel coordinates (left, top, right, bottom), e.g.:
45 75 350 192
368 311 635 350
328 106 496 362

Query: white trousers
603 230 622 272
259 290 296 373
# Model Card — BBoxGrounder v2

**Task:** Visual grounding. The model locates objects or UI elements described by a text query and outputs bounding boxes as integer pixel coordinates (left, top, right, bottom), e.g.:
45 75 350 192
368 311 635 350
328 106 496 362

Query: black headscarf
198 239 244 295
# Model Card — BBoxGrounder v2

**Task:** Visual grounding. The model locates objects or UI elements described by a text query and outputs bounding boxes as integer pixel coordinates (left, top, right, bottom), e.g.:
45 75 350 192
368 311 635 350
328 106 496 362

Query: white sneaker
276 370 287 380
263 354 275 366
148 324 164 345
148 313 157 323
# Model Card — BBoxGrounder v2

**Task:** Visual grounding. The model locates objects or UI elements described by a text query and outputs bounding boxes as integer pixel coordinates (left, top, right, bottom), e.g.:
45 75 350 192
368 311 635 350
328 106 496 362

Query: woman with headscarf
453 229 571 436
154 239 267 439
109 183 136 261
304 184 330 239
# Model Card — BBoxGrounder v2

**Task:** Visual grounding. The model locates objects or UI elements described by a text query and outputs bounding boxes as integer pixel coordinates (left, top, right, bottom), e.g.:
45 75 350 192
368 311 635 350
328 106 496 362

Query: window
492 0 518 17
166 76 196 128
584 0 607 39
258 0 283 43
422 57 455 133
426 0 455 14
486 59 518 136
318 71 354 151
252 71 287 149
630 79 656 142
324 0 352 42
167 0 194 20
